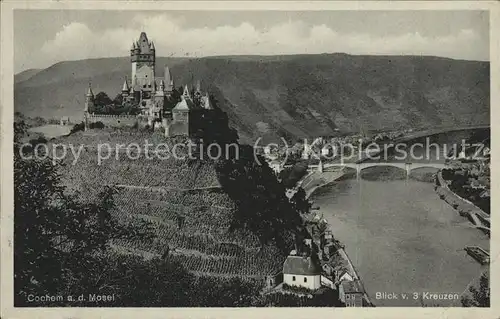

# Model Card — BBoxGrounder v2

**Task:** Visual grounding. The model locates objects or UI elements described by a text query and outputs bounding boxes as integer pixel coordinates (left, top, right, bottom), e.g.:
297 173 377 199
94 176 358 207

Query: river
311 175 489 306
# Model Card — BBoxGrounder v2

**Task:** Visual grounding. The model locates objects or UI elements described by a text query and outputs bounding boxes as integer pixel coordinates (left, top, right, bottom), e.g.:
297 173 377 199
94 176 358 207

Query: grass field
28 124 71 139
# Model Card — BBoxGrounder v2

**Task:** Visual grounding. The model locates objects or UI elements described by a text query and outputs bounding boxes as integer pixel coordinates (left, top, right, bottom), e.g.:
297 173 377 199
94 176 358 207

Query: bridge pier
405 163 411 181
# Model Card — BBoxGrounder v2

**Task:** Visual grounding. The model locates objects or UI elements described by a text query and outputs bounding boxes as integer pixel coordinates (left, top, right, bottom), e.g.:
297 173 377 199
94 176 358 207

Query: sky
14 10 489 73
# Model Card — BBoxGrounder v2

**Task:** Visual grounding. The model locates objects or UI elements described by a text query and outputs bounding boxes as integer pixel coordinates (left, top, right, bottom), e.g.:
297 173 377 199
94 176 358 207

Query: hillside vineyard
51 131 286 280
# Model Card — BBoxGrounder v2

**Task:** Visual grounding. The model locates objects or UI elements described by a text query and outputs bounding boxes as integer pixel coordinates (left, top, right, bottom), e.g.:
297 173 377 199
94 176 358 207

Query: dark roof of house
283 256 321 275
341 280 363 294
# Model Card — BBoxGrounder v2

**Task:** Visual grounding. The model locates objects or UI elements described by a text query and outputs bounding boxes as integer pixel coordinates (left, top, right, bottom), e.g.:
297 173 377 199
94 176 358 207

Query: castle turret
121 78 129 97
158 80 165 94
183 84 191 100
164 66 173 94
202 93 213 110
194 80 203 103
84 83 94 131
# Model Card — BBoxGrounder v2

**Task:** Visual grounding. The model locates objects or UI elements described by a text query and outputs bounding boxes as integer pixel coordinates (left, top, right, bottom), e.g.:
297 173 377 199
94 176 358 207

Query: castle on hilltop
84 32 218 137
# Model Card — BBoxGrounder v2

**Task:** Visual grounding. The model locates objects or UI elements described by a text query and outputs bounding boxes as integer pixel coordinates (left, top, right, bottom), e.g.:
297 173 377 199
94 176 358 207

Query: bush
282 283 315 294
279 161 308 188
70 122 85 134
89 121 105 129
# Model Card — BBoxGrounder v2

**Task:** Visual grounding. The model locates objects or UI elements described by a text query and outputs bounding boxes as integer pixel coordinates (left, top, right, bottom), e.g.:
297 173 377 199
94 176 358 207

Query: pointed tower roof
138 32 151 53
86 83 94 97
131 42 136 50
183 85 191 100
122 78 129 92
164 66 172 84
150 41 155 50
202 95 213 110
195 80 201 93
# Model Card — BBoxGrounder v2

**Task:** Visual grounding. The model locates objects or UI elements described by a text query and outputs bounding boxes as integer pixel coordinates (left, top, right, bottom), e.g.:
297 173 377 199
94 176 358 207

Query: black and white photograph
1 1 497 316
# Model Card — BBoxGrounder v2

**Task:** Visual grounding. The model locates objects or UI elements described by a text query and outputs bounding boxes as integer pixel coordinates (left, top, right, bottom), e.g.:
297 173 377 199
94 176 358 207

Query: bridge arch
316 162 446 180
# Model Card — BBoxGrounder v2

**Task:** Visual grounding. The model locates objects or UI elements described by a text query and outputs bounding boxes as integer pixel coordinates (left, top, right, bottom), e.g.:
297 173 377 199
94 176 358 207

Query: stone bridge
308 161 446 180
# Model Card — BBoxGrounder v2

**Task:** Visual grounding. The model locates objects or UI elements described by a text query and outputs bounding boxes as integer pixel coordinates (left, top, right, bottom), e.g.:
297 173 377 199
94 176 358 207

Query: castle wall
87 114 139 128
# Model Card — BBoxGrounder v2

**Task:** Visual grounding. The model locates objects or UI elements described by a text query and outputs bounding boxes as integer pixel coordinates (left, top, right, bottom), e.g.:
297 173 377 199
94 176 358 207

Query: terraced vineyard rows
58 152 220 194
114 187 235 208
51 129 176 147
110 238 282 277
54 130 286 281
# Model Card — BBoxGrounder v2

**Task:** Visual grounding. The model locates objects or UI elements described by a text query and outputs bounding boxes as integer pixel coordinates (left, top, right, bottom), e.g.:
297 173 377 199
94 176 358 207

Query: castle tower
183 85 191 100
130 32 155 90
158 80 165 95
194 80 202 98
84 83 94 131
121 77 130 98
202 93 213 110
164 66 173 95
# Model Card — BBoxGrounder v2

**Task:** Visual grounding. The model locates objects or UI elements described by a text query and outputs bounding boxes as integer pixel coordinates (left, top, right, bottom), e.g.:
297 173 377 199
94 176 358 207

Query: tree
164 87 182 112
290 187 312 215
215 145 304 253
461 272 490 307
279 162 308 189
13 122 152 305
94 91 113 107
113 93 123 106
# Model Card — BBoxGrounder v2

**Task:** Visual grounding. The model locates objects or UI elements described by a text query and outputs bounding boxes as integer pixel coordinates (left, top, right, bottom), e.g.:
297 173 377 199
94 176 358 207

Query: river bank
309 175 488 306
301 169 354 199
435 171 490 235
297 169 374 306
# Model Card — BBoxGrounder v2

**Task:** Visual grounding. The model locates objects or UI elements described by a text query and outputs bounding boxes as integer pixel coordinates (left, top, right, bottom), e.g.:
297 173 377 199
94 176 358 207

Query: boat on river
464 246 489 265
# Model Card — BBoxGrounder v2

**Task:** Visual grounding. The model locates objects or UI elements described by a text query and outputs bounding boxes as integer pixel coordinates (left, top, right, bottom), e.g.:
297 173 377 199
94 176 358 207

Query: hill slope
15 68 41 84
51 129 288 279
15 54 490 142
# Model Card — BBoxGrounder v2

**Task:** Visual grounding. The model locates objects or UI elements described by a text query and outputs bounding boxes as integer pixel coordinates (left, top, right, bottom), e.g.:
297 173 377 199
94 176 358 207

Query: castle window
292 276 296 281
304 277 307 283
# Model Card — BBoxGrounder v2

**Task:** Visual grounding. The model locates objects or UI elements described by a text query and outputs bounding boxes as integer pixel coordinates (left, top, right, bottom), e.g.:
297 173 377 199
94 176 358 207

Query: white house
336 270 354 283
283 255 321 290
321 275 335 289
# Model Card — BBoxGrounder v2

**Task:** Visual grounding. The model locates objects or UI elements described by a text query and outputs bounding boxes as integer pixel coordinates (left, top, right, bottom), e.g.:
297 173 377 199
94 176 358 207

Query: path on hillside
112 184 222 192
